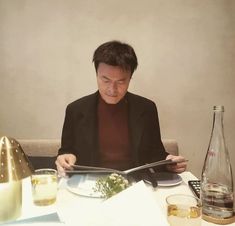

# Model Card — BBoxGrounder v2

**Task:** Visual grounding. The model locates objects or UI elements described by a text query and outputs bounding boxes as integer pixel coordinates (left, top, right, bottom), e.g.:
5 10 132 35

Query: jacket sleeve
57 105 76 156
138 102 169 164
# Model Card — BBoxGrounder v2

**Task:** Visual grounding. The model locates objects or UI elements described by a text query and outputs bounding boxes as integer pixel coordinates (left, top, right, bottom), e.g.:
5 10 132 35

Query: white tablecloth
2 172 234 226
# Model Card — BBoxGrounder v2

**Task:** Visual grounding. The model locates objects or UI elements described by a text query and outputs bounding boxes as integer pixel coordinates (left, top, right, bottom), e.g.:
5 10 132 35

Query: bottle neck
212 109 224 138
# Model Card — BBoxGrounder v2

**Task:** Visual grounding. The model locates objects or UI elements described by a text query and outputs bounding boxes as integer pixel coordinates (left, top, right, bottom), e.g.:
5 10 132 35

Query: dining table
2 171 235 226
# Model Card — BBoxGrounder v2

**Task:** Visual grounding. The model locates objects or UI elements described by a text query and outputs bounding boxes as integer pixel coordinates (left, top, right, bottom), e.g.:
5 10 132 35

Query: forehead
97 63 131 79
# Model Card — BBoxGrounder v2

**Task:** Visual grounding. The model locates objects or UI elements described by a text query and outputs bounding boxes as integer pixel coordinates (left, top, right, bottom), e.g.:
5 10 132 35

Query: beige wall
1 0 235 180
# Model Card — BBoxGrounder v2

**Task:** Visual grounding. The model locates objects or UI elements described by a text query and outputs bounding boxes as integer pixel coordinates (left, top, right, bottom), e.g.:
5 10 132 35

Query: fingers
55 154 76 177
166 154 187 173
166 163 187 173
56 161 66 177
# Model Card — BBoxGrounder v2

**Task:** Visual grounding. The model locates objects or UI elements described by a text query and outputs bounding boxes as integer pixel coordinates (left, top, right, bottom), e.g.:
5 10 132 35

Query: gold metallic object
0 136 34 223
0 180 22 222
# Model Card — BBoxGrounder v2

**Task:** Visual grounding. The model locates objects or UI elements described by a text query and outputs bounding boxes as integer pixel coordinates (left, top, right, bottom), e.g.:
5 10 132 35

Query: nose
107 82 118 96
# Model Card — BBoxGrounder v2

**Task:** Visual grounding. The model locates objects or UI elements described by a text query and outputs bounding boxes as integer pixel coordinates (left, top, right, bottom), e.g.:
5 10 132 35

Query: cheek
119 87 127 94
119 84 129 93
97 81 106 92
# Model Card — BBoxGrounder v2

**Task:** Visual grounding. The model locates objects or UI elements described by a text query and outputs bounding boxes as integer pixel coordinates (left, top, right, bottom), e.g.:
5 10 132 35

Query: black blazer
58 91 168 167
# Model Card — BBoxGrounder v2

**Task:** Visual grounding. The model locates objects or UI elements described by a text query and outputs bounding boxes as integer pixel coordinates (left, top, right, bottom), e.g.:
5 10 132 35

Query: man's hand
55 154 77 177
165 154 187 173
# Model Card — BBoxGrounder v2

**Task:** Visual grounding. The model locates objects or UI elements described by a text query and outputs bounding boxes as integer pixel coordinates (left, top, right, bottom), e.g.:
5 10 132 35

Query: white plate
143 172 182 187
155 172 182 187
66 174 105 198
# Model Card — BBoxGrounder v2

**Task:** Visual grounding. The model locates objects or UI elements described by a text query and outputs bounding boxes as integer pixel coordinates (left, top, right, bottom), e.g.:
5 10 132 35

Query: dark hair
92 40 138 75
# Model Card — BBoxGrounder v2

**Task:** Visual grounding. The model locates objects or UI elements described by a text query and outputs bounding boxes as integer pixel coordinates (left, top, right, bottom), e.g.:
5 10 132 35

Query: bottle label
208 149 216 157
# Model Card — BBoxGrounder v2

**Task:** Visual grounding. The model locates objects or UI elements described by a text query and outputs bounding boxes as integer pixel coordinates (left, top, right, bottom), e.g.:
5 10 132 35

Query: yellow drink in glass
166 194 202 226
31 169 57 206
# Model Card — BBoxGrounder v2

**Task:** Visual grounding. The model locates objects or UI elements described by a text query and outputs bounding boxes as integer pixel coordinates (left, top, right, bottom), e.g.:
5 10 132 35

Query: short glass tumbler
31 168 58 206
166 194 202 226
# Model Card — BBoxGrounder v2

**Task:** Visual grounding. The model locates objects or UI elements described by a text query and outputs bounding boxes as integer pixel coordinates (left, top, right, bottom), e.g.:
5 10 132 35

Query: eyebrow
102 75 110 80
102 75 126 82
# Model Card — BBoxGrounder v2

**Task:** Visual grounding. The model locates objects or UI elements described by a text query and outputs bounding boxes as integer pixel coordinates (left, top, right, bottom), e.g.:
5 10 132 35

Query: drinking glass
31 168 58 206
166 194 202 226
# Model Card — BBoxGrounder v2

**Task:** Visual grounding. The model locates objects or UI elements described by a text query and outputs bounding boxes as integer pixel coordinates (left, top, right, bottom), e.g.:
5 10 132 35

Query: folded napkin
81 181 169 226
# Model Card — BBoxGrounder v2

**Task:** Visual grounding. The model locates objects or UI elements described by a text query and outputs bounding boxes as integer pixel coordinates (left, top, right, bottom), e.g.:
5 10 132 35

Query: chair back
17 138 179 169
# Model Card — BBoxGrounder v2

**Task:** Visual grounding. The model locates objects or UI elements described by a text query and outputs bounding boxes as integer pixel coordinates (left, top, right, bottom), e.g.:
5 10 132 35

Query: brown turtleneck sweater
97 95 132 170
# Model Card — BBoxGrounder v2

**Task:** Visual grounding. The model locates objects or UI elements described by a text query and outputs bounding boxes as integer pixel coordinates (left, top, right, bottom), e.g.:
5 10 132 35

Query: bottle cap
213 105 224 112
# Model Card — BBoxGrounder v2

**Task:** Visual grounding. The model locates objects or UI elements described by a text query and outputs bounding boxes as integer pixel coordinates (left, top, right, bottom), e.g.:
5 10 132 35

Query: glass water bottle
201 106 234 219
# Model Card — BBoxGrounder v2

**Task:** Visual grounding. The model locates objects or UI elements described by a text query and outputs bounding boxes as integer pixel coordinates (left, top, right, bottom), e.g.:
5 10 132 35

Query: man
56 40 187 175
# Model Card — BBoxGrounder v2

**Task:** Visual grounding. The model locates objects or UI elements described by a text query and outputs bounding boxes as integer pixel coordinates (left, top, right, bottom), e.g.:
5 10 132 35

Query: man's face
96 63 131 104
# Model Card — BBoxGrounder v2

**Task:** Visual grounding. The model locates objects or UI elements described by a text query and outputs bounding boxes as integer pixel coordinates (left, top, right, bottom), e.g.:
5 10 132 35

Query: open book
65 159 188 175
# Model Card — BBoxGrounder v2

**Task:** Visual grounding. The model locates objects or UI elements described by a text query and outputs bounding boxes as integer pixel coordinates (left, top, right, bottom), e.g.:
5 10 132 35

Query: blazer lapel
79 92 99 164
127 93 145 165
